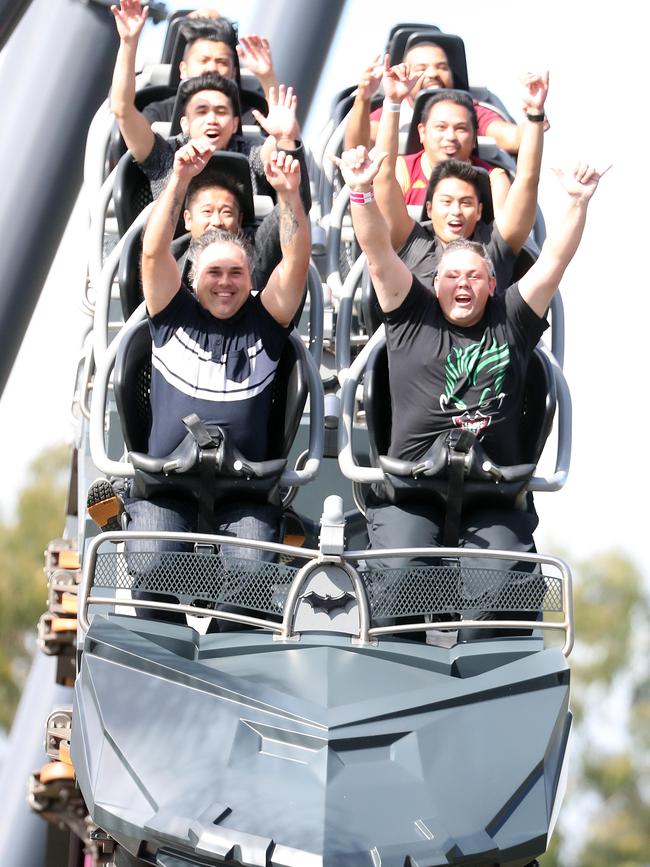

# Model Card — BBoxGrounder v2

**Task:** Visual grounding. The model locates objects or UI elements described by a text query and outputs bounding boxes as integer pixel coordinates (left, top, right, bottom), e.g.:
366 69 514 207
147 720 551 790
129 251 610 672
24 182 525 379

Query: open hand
357 55 383 101
521 70 549 115
331 146 388 192
237 35 274 80
110 0 148 42
252 85 299 142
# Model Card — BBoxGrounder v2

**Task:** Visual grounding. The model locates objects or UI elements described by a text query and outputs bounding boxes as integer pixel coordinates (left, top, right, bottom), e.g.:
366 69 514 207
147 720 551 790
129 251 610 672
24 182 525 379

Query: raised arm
518 162 608 316
494 71 549 252
343 56 383 150
237 35 279 101
332 146 413 313
373 58 422 252
142 139 216 315
260 151 311 327
110 0 155 163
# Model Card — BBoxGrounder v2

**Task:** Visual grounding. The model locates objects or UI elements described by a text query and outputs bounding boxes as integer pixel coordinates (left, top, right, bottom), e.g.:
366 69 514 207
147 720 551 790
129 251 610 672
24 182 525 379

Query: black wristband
526 112 545 123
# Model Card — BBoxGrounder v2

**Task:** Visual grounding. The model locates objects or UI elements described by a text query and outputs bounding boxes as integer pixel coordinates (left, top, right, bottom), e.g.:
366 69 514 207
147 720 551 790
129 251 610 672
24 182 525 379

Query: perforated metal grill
92 551 298 614
361 565 562 620
90 552 563 623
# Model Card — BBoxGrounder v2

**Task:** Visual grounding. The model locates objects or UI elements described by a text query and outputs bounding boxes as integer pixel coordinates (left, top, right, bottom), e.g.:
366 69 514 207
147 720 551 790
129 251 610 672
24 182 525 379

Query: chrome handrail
80 534 573 656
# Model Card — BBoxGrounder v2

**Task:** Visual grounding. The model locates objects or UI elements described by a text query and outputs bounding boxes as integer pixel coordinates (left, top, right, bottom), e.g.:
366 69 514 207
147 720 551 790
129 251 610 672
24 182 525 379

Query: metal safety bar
92 203 154 365
335 249 367 375
306 261 324 365
325 183 351 302
348 546 574 656
80 533 573 655
79 530 319 634
87 163 119 298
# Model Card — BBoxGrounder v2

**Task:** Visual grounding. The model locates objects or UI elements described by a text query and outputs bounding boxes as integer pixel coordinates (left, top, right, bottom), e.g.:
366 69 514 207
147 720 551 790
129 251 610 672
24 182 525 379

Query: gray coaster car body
72 539 571 867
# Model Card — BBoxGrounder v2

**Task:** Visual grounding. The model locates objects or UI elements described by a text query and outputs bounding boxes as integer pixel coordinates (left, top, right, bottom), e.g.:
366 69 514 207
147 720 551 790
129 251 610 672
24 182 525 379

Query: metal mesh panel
361 564 562 620
92 551 298 614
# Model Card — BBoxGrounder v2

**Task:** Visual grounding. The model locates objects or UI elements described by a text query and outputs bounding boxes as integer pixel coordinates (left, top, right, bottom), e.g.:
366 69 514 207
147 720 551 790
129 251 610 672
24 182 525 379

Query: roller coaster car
71 325 571 867
71 493 572 867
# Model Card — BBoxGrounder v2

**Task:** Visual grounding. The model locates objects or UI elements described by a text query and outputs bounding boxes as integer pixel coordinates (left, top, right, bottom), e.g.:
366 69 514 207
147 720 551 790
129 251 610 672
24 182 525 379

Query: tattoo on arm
279 200 299 246
168 188 184 229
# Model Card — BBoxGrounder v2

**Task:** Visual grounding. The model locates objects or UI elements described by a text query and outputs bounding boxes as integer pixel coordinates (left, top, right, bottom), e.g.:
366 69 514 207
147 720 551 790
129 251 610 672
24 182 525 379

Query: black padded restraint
182 414 222 534
442 430 476 547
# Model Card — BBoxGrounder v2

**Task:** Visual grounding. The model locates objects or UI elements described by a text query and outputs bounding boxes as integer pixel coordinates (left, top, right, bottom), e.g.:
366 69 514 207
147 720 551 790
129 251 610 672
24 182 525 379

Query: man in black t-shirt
334 145 606 634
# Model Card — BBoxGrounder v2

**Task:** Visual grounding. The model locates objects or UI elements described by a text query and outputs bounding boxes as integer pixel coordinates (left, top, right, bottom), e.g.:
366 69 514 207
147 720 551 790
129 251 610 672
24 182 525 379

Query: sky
0 0 649 577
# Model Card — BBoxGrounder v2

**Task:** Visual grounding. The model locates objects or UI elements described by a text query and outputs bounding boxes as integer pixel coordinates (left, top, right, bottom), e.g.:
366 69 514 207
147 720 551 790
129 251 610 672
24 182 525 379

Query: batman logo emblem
302 589 355 615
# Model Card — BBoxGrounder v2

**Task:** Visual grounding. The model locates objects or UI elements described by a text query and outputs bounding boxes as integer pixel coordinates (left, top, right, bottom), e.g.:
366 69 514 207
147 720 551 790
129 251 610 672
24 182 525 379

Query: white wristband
383 98 402 113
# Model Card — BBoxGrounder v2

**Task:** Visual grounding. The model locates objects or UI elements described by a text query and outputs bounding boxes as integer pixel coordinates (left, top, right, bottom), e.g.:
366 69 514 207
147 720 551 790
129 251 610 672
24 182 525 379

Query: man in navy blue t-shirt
124 136 310 580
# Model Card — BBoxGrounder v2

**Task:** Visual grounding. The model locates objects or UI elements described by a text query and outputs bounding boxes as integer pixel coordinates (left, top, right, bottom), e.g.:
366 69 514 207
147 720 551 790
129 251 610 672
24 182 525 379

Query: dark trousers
365 492 541 641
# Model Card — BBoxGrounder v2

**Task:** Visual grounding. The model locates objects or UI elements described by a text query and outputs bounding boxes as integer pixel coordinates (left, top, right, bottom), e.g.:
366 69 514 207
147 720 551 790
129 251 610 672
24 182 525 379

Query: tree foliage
541 551 650 865
0 443 70 731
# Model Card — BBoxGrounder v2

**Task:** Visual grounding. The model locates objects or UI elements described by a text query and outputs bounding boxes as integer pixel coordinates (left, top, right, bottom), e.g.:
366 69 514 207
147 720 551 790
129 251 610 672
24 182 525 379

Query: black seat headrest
401 32 469 92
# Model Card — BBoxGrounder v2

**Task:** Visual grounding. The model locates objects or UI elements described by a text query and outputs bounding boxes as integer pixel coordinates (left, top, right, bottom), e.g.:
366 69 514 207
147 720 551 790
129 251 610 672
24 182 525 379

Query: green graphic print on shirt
440 335 511 436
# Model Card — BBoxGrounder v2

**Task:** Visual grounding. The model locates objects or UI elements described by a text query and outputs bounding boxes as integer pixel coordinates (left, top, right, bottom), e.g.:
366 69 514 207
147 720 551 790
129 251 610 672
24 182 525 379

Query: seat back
113 321 308 462
386 23 441 65
399 31 469 92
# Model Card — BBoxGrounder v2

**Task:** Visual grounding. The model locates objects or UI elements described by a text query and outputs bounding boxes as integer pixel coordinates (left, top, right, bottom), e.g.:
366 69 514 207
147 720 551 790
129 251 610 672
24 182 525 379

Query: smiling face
434 247 496 327
180 89 238 149
418 100 475 165
184 187 242 237
427 177 482 244
405 43 454 96
193 240 252 319
180 39 236 80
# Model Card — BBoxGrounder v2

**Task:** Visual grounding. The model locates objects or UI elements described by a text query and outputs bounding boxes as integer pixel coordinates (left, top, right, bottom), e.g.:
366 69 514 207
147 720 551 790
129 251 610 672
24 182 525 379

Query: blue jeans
123 493 282 629
123 494 281 558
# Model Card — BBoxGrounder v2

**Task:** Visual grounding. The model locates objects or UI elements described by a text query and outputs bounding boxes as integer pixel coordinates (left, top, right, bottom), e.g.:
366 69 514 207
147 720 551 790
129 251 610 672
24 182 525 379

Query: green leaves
0 443 70 731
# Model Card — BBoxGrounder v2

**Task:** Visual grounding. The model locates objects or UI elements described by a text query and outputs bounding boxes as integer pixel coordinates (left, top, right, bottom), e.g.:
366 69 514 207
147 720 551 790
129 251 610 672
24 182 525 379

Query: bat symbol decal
302 589 355 615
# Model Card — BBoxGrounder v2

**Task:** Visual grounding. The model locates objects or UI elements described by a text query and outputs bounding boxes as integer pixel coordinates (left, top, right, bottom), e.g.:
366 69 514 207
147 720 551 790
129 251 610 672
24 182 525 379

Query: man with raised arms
123 138 310 562
373 63 549 290
333 144 606 631
154 138 304 293
345 42 545 155
111 0 279 125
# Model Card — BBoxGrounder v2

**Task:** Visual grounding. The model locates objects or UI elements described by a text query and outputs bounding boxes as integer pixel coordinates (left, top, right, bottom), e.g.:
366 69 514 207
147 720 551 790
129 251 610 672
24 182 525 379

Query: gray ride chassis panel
72 615 570 867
